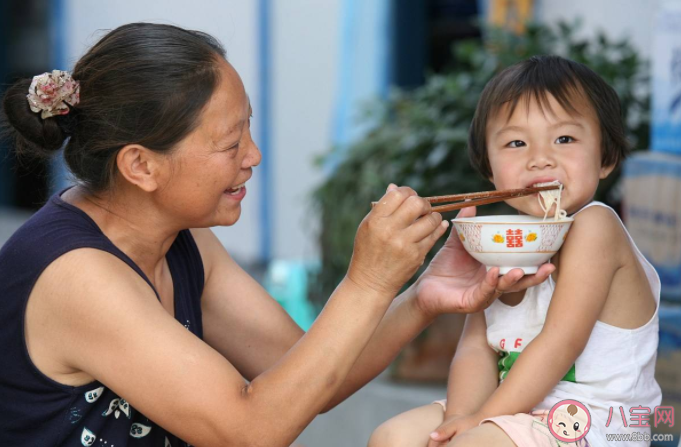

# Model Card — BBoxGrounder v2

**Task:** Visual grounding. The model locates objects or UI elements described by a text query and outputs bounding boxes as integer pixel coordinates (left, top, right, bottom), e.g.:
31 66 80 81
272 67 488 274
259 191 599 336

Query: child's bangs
493 67 587 123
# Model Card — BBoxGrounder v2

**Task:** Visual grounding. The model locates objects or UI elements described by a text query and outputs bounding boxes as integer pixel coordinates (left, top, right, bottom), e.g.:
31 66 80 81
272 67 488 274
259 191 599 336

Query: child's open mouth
532 180 563 189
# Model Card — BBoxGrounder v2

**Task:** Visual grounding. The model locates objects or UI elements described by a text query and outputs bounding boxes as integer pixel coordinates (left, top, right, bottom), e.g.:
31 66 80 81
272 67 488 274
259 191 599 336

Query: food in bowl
451 181 573 274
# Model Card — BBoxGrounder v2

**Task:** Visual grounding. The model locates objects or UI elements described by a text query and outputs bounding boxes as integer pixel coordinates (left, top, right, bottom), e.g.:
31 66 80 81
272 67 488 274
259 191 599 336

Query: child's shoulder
571 202 621 227
562 203 628 258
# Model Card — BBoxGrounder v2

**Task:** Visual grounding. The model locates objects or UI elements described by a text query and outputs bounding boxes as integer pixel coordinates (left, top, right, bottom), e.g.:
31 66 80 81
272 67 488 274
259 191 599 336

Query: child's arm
475 206 626 417
427 311 499 446
429 206 626 444
444 311 499 418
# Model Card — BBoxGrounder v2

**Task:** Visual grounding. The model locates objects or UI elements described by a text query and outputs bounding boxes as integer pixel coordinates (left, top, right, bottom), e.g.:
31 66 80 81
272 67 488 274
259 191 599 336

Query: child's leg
448 423 517 447
368 403 445 447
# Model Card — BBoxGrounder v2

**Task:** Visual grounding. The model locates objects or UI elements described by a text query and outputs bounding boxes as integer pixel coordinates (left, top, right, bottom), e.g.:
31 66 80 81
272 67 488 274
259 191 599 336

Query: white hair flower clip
26 70 80 119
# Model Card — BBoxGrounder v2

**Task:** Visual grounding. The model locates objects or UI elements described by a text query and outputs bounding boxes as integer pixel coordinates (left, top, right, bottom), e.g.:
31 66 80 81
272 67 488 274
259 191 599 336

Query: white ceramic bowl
451 215 574 274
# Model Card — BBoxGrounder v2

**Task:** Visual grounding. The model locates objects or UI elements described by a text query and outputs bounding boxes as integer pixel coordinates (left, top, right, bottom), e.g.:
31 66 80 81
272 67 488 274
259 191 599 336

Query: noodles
535 181 568 221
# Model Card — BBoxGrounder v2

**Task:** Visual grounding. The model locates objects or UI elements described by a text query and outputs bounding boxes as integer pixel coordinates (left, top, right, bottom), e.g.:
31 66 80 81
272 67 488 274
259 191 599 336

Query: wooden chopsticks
371 185 561 213
427 185 560 212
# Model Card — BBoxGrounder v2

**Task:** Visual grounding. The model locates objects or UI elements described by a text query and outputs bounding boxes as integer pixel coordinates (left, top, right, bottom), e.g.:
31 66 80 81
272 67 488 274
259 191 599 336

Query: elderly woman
0 23 552 447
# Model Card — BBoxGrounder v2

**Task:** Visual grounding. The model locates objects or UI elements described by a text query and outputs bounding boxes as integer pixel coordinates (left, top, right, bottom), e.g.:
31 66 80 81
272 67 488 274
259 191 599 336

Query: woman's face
485 93 613 216
159 58 261 228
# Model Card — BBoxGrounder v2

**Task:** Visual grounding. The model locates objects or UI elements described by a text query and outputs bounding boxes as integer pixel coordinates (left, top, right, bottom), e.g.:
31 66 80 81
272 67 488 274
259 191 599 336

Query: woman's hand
347 184 449 298
415 206 555 317
427 412 484 447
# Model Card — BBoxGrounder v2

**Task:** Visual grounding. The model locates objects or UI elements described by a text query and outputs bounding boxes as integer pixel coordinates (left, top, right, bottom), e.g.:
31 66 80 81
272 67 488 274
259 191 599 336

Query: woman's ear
116 144 165 192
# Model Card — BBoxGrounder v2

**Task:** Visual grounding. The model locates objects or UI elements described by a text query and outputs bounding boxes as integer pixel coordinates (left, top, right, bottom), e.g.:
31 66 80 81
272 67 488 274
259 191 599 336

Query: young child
368 55 661 447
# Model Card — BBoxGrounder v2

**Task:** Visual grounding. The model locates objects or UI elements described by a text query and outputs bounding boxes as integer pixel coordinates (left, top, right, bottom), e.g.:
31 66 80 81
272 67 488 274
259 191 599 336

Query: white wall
271 0 341 261
62 0 341 264
537 0 657 55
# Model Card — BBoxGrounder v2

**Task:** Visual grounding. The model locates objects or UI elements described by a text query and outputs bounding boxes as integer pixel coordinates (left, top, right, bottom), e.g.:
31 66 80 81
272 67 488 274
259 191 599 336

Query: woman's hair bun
1 78 69 158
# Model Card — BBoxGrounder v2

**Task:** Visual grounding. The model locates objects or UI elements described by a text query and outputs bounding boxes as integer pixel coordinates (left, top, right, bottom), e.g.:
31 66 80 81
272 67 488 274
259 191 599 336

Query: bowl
451 215 574 274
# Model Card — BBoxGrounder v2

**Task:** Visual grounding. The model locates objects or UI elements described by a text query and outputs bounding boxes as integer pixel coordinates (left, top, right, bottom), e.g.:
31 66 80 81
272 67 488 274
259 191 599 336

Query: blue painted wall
258 0 273 263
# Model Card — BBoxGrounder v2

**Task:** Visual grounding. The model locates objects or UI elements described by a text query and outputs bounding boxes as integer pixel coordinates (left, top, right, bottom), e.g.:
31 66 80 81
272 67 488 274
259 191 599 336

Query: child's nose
527 148 556 170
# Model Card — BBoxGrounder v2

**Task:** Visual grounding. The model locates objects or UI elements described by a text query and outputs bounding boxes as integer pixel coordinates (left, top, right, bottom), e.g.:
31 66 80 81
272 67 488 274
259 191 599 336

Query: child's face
486 93 614 216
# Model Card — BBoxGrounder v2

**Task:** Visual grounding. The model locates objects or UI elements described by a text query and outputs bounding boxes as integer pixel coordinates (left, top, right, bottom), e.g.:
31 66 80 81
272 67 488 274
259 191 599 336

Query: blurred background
1 0 680 446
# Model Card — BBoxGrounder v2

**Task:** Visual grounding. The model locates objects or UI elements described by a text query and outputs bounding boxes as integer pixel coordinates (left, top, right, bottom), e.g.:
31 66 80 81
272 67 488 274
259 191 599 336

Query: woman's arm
27 186 446 447
470 206 627 419
195 205 556 413
195 227 305 381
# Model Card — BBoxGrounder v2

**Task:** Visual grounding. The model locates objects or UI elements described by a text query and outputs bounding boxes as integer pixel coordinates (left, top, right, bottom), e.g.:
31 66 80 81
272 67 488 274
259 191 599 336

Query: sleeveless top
484 202 662 447
0 189 205 447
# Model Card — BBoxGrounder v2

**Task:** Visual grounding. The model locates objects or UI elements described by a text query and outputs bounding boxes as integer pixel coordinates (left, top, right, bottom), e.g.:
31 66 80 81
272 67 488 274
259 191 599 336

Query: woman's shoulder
15 192 159 317
188 227 236 284
186 228 261 306
33 247 159 314
25 246 192 390
45 245 146 276
188 227 220 251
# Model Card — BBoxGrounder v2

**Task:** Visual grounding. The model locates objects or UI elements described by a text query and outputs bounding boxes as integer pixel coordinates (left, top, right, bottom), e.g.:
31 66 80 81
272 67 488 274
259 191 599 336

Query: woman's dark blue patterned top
0 189 205 446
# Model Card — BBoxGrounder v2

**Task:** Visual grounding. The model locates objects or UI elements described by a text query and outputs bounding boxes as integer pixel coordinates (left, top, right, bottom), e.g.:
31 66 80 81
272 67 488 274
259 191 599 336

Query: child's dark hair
1 22 226 192
468 55 629 179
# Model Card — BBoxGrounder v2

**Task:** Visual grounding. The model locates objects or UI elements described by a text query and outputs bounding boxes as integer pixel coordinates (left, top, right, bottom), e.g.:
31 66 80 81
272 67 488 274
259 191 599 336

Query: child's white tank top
484 201 662 447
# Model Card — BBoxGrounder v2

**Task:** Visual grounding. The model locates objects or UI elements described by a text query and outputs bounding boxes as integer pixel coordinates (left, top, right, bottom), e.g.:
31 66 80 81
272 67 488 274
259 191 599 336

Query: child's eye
556 135 574 144
507 140 526 148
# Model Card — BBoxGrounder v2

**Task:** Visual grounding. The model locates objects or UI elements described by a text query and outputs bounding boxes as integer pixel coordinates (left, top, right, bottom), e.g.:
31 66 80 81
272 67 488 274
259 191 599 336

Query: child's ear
599 163 616 179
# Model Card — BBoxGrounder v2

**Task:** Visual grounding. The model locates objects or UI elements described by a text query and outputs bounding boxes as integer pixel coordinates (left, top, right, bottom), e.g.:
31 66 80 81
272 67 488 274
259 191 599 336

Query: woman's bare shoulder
34 247 155 301
26 248 162 385
188 228 241 284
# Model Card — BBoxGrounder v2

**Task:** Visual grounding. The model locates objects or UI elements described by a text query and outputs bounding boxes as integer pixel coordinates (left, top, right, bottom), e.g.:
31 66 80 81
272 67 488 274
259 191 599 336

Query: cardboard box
623 152 681 301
